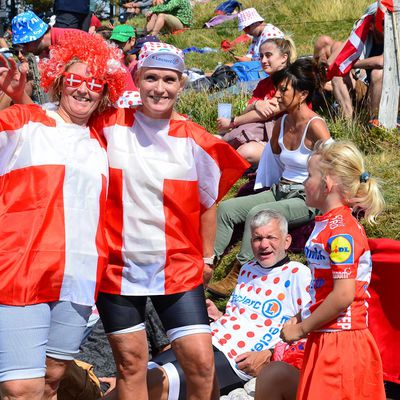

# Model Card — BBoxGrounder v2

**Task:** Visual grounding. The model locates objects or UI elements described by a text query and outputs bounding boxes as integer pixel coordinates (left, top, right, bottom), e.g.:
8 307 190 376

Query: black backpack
209 65 238 91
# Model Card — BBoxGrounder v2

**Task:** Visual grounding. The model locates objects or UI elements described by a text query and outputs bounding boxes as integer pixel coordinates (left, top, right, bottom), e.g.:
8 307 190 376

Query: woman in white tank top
209 58 331 297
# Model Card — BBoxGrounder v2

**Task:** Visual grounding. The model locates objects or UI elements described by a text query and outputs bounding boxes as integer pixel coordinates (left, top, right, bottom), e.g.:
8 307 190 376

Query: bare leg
0 378 44 400
107 330 149 400
172 333 218 400
368 69 383 118
149 13 166 36
43 357 70 400
146 14 158 34
331 76 354 118
255 361 299 400
148 367 169 400
237 142 265 166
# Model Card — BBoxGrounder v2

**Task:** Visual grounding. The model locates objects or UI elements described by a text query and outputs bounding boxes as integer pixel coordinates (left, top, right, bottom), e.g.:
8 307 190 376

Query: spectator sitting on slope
145 0 192 36
234 8 285 62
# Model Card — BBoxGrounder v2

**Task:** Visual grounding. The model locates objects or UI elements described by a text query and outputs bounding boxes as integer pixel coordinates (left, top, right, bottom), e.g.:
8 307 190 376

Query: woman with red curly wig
0 32 126 400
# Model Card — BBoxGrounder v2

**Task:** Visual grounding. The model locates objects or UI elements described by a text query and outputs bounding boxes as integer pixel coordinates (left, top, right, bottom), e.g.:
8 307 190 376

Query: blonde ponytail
313 141 385 224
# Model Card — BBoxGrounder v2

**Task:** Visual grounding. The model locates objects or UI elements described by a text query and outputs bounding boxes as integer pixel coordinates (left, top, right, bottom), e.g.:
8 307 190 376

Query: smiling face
135 67 184 119
57 62 104 125
251 219 291 268
259 41 288 75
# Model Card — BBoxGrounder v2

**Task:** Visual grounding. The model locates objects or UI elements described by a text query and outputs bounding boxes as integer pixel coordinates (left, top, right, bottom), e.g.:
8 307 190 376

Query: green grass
127 0 372 67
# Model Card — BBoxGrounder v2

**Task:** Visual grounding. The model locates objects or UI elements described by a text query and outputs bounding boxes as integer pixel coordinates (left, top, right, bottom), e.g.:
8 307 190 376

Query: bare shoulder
307 116 331 143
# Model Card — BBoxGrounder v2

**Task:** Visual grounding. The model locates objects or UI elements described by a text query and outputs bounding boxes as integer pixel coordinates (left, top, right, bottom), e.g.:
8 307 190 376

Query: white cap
238 8 264 31
138 42 185 73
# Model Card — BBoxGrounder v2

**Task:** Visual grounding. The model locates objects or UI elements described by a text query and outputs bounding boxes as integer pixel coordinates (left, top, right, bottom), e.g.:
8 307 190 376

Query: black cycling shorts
97 285 209 334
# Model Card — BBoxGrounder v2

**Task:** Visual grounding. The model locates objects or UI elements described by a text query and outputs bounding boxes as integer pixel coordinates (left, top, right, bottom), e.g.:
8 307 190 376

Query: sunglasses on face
63 72 105 93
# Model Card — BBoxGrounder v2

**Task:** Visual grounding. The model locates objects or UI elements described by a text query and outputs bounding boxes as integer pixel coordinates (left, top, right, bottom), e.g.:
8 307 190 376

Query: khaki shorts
163 14 184 32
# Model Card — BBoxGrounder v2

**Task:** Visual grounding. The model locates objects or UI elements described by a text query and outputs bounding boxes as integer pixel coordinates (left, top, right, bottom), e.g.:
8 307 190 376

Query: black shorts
151 346 244 399
97 285 209 335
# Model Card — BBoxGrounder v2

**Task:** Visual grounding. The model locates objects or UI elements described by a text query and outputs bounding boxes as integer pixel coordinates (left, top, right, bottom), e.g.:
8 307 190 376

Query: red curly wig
39 30 126 103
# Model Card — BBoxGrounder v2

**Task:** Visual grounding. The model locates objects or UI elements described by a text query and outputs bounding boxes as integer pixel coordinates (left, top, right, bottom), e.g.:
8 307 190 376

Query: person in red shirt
216 36 296 166
281 140 386 400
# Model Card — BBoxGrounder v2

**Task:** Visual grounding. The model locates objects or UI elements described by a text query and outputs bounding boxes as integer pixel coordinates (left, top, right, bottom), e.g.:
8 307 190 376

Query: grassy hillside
127 0 400 241
130 0 372 68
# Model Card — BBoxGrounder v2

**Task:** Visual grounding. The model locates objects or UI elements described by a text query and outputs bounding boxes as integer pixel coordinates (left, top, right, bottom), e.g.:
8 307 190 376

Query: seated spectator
207 58 331 297
234 8 284 62
110 24 136 59
100 209 312 399
217 36 296 166
123 0 154 16
148 210 311 399
145 0 192 36
109 24 140 91
315 3 384 120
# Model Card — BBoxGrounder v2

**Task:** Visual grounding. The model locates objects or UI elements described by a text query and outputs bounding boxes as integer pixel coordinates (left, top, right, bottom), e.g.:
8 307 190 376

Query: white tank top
278 114 324 183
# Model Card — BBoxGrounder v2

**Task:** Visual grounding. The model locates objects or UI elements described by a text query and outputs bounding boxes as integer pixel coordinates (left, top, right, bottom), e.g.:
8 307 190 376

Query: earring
297 101 301 110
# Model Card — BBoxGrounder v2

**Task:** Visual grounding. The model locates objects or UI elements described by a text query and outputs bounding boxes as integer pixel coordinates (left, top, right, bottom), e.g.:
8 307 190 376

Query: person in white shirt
141 209 312 400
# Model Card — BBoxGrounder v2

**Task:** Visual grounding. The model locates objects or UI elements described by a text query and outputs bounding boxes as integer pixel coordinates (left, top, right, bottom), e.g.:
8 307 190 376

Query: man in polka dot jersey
144 210 311 399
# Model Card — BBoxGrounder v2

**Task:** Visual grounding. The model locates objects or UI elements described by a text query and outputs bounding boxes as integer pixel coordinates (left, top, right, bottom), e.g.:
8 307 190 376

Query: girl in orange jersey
280 140 385 400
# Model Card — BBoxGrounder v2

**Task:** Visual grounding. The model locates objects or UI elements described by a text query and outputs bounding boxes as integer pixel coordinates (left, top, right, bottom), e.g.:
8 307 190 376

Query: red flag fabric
221 33 251 51
381 0 395 12
0 104 108 307
326 13 374 81
368 238 400 384
92 108 249 296
376 0 395 32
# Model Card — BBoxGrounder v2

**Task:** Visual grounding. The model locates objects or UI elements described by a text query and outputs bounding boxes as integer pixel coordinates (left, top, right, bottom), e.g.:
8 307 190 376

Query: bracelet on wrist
203 255 216 266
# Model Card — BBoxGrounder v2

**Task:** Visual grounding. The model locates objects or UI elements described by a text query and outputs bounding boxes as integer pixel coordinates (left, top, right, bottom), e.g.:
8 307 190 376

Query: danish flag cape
93 108 249 296
0 104 108 306
326 11 375 81
368 238 400 384
327 1 394 81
